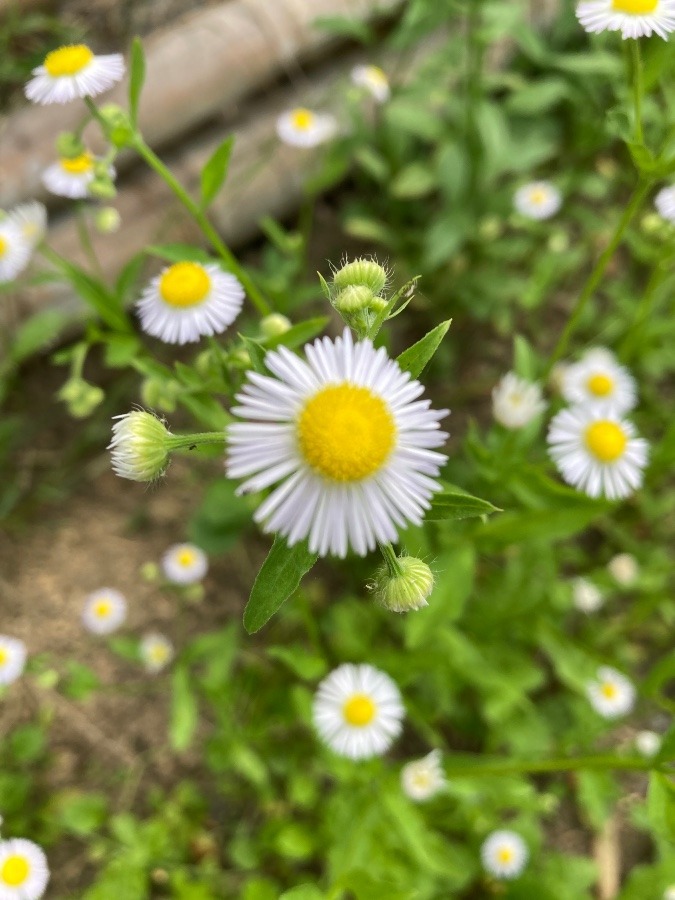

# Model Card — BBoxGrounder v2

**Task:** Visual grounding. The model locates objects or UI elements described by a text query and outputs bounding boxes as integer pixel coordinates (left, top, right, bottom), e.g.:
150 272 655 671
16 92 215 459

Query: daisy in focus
41 152 113 200
136 261 244 344
276 108 337 148
576 0 675 40
140 633 175 673
82 588 127 635
226 329 448 558
25 44 125 105
312 663 404 759
0 837 50 900
162 543 208 585
572 577 604 613
547 406 648 500
655 184 675 223
0 221 32 284
401 750 446 801
481 830 529 880
513 181 561 220
0 636 27 686
561 350 636 413
6 202 47 249
351 65 391 103
587 666 636 718
492 372 546 429
607 552 639 586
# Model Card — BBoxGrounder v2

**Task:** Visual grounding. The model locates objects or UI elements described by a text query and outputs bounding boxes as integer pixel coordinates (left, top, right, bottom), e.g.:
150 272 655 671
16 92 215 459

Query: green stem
465 0 484 203
131 134 271 316
75 205 104 279
631 40 645 146
167 432 226 451
444 754 660 779
547 177 652 369
378 542 403 578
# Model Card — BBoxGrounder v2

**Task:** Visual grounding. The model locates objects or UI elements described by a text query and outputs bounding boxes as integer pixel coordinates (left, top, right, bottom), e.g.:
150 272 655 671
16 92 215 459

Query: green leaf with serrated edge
264 317 329 350
243 536 318 634
200 135 235 209
128 37 145 128
169 665 198 752
396 319 451 379
426 486 501 522
146 243 212 264
240 335 269 375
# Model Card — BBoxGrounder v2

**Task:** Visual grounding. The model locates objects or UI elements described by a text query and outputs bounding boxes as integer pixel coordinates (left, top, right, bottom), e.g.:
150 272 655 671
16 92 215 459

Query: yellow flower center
44 44 94 77
1 855 30 887
587 373 614 397
367 66 388 85
497 847 514 865
0 648 7 666
529 188 548 205
584 421 627 463
178 549 196 567
412 771 431 789
150 644 169 663
612 0 658 13
343 694 376 727
0 237 6 258
159 262 211 308
60 153 94 175
291 108 315 131
297 384 396 482
94 600 112 618
601 682 618 699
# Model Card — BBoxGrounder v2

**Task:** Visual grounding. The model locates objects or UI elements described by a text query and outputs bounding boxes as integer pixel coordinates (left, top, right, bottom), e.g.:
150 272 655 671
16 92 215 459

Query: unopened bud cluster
58 378 105 418
329 257 389 333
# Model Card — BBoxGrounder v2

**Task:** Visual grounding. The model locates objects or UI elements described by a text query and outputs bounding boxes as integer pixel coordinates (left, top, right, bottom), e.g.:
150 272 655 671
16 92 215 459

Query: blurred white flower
0 636 27 686
351 65 390 103
162 543 208 585
492 372 546 429
572 577 604 613
42 153 113 200
140 633 175 674
607 553 639 586
561 351 636 413
276 108 337 147
401 750 445 801
6 202 47 249
514 181 561 220
0 221 32 283
481 830 528 880
0 837 50 899
82 588 127 635
576 0 675 40
635 729 661 757
664 885 675 900
655 185 675 223
25 44 124 105
587 666 636 718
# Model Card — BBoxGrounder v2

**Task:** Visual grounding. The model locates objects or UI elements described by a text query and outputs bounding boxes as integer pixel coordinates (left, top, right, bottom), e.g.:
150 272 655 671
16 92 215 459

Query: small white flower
572 577 604 613
513 181 561 220
140 633 174 673
162 544 208 585
351 65 390 103
0 838 50 899
0 222 31 284
276 108 338 148
607 552 639 586
587 666 636 718
6 202 47 249
547 406 648 500
576 0 675 40
481 830 528 880
226 328 448 558
82 588 127 635
401 750 445 801
25 44 125 105
313 663 404 759
492 372 546 429
136 261 244 344
42 153 114 200
635 729 661 757
655 185 675 223
561 351 637 413
0 636 27 686
664 885 675 900
108 410 171 482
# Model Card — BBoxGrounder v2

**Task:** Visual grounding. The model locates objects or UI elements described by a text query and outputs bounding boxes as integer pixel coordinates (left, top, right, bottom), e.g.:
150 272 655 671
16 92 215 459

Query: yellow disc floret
298 383 396 482
497 847 514 865
0 237 6 259
585 421 627 463
1 855 30 887
178 549 196 567
587 374 614 397
529 188 548 205
291 108 315 131
0 648 7 666
343 694 376 726
601 682 618 699
94 600 112 618
60 153 94 174
159 262 211 308
612 0 658 13
44 44 94 77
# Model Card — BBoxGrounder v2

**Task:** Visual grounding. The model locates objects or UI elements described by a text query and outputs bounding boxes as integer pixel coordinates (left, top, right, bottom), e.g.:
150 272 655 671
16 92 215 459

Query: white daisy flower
136 261 244 345
41 152 113 200
547 406 648 500
587 666 636 718
576 0 675 40
6 202 47 249
607 552 639 586
481 830 529 880
0 838 50 899
513 181 561 220
492 372 546 429
561 352 636 413
0 222 31 284
655 185 675 223
226 328 449 558
140 633 175 673
162 543 208 584
572 577 604 613
635 729 661 757
276 108 338 148
312 663 404 759
351 65 390 103
82 588 127 635
664 886 675 900
25 44 125 105
0 636 27 686
401 750 446 801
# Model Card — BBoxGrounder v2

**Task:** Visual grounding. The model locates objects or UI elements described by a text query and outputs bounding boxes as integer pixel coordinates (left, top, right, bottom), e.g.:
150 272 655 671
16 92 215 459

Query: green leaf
48 255 128 331
278 886 325 900
396 320 451 379
264 317 329 351
267 645 327 681
472 503 610 548
513 334 538 380
243 536 318 634
240 335 269 375
128 37 146 128
146 243 212 264
426 485 500 522
389 163 436 199
8 309 70 366
200 135 235 209
648 772 675 843
169 665 198 752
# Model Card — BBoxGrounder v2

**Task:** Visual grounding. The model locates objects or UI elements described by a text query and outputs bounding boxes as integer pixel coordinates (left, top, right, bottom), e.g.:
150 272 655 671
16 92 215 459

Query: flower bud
548 231 569 254
371 556 434 613
98 104 134 148
94 206 121 234
56 132 85 159
640 212 664 236
332 284 373 315
58 378 105 418
140 376 181 412
607 553 639 587
88 178 117 200
332 257 388 295
260 313 292 339
478 216 502 241
108 410 171 482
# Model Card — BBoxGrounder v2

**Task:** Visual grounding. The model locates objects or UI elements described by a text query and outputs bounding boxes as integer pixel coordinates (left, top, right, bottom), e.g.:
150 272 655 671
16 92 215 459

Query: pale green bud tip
332 257 388 295
88 178 117 200
56 132 85 159
94 207 121 234
58 378 104 418
108 410 171 482
333 284 374 315
371 557 434 613
260 313 292 339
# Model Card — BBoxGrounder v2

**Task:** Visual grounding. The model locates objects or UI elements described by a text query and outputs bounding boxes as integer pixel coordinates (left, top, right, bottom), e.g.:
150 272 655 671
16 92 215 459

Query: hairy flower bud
260 313 292 339
55 131 86 159
94 206 121 234
332 284 374 315
371 556 434 613
332 257 388 296
108 410 171 482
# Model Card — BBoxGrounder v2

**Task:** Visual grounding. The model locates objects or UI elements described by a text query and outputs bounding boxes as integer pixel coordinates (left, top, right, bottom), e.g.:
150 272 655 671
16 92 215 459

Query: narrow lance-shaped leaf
169 665 198 752
200 136 235 209
396 319 451 379
426 486 501 522
128 37 146 129
243 536 318 634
